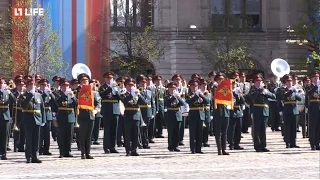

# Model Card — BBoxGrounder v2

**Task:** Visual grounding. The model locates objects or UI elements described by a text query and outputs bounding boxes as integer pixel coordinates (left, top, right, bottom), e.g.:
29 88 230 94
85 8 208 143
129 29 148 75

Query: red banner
214 80 233 109
78 85 94 110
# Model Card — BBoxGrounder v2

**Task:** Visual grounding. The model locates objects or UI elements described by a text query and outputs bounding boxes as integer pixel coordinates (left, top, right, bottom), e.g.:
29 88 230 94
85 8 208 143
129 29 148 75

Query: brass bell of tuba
271 58 290 78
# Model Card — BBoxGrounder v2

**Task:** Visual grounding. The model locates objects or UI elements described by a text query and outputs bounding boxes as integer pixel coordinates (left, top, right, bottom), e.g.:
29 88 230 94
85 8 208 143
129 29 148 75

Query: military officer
90 79 102 145
51 76 61 142
212 72 230 155
153 75 166 138
0 77 16 160
267 74 281 131
238 72 251 134
301 76 311 138
56 78 77 158
228 81 245 150
120 78 147 156
70 79 79 142
98 72 120 154
186 79 209 154
146 75 157 143
208 71 218 136
172 74 188 146
115 77 126 147
164 82 185 152
12 78 26 152
70 79 79 90
38 79 56 155
277 74 301 148
77 73 101 159
199 78 212 147
249 74 276 152
21 79 46 163
305 71 320 150
137 75 155 149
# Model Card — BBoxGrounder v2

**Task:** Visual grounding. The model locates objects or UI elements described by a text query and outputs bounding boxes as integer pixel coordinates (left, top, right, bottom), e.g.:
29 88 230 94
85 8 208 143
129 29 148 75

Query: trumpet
50 87 55 91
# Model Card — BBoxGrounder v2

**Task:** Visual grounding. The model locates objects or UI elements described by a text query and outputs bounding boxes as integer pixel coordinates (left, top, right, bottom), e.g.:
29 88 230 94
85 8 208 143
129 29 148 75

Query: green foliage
197 0 254 73
0 0 68 78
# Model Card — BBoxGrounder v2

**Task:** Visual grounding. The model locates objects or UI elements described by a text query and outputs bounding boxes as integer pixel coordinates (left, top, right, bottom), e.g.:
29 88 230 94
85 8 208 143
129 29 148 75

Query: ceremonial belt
158 98 164 101
22 109 41 114
0 105 8 109
204 106 210 110
140 105 151 108
234 105 240 108
253 104 269 108
309 99 320 103
13 107 23 110
167 107 180 111
189 107 204 111
102 99 118 103
58 107 74 111
45 107 51 110
283 101 297 105
125 108 140 111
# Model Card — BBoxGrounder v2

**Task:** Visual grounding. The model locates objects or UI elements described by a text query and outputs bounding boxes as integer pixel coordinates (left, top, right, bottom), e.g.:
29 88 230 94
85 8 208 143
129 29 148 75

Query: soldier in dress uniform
55 78 77 158
51 76 61 142
153 75 166 138
70 79 79 90
38 79 56 156
116 77 126 147
208 71 218 136
77 73 101 159
146 75 157 143
172 74 188 146
136 75 155 149
70 79 79 142
12 78 26 152
249 74 276 152
238 72 251 134
304 71 320 150
164 82 185 152
120 78 147 156
90 79 102 145
98 72 120 154
267 73 281 131
186 79 209 154
277 74 301 148
191 73 201 81
301 76 311 138
0 77 16 160
199 78 212 147
228 80 245 150
212 72 230 155
21 79 46 163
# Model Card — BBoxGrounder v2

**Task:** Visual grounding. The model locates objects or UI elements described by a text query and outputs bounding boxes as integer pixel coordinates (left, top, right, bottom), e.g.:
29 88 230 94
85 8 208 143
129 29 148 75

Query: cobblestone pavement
0 128 319 179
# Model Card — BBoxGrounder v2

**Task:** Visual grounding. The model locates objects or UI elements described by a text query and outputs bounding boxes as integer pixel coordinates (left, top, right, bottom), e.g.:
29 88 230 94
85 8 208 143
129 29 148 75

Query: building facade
111 0 309 80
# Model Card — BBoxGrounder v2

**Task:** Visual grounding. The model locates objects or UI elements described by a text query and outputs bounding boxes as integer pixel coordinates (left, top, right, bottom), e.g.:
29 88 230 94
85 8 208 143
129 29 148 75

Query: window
111 0 153 27
211 0 261 30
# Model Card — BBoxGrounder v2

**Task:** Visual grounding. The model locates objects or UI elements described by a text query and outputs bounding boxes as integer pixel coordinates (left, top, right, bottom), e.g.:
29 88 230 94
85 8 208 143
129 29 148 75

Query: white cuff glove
210 116 213 120
305 108 308 113
131 91 135 96
92 110 98 116
226 105 231 110
164 109 167 112
52 112 56 117
251 113 253 119
151 115 154 119
242 105 245 110
279 111 283 116
156 111 158 114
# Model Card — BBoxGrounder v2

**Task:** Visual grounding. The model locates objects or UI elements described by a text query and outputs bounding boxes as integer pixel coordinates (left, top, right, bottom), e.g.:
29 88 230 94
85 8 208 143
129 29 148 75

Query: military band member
38 79 56 155
238 72 251 134
153 75 166 138
121 78 147 156
277 74 301 148
292 74 303 133
70 79 79 142
98 72 120 154
51 76 61 142
172 74 188 146
301 77 311 138
199 78 212 147
90 79 102 145
305 71 320 150
212 72 230 155
146 75 157 143
136 75 155 149
12 78 26 152
186 80 209 154
228 81 245 150
249 74 276 152
0 77 16 160
164 82 185 152
267 74 281 131
116 77 126 147
208 71 217 136
21 79 46 163
77 73 101 159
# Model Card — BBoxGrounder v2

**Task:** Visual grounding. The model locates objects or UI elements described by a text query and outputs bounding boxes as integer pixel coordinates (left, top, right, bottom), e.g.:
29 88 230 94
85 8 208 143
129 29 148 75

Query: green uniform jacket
277 87 301 116
231 92 245 118
121 92 147 121
21 92 46 125
203 91 212 123
249 87 276 117
98 84 120 116
0 89 16 121
38 90 57 121
154 86 166 113
56 90 78 123
186 92 209 121
164 95 185 122
305 84 319 115
139 88 155 119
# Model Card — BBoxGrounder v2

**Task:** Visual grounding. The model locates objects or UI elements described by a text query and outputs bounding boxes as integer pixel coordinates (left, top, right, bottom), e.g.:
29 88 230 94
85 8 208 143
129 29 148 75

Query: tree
0 0 68 79
197 0 254 74
88 0 166 77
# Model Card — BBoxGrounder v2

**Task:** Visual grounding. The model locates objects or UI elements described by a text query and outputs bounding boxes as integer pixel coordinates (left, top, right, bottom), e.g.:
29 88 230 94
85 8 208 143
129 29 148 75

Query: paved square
0 128 319 179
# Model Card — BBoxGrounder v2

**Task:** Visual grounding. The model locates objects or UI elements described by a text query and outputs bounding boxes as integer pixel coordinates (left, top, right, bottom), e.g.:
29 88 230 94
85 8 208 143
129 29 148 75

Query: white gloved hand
263 89 268 94
130 91 135 96
92 110 98 116
279 111 283 116
156 111 158 114
210 116 213 120
164 109 167 112
173 92 179 97
251 113 253 120
226 105 231 110
305 108 308 113
151 115 154 119
52 112 56 117
196 89 201 96
242 105 245 110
